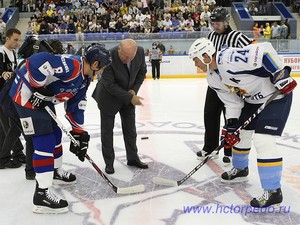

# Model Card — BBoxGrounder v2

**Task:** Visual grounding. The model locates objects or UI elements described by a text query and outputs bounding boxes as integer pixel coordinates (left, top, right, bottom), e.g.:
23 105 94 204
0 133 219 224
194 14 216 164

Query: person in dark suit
92 39 148 174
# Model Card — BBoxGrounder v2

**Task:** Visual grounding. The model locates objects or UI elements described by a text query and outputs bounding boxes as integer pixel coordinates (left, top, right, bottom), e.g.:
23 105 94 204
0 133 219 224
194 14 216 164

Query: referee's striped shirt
207 26 254 51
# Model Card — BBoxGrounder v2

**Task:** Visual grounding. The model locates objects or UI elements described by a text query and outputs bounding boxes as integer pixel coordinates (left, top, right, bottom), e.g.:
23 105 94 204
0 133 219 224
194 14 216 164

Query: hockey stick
153 90 282 187
14 69 145 194
45 106 145 194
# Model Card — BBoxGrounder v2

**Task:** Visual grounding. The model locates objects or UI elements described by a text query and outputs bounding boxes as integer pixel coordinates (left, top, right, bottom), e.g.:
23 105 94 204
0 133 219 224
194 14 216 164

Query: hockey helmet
84 43 112 69
188 38 215 64
210 7 230 22
48 39 66 54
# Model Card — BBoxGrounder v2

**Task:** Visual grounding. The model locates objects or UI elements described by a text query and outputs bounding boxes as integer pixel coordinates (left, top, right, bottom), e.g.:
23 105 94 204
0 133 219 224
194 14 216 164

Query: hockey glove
29 88 54 109
273 66 297 95
220 118 240 149
69 131 90 162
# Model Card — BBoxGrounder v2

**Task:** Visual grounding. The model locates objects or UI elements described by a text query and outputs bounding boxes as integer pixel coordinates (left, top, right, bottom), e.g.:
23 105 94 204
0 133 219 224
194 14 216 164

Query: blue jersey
10 52 91 132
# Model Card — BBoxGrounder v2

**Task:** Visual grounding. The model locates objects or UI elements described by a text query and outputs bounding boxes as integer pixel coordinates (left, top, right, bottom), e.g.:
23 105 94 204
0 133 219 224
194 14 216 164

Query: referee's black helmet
210 7 230 22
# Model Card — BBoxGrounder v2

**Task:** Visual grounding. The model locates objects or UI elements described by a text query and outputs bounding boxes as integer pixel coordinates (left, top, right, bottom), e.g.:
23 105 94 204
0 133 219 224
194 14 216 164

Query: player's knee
253 133 280 159
235 130 253 148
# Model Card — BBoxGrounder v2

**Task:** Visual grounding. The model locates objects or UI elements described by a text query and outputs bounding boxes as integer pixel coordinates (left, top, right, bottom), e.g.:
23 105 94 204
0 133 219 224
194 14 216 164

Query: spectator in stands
252 22 260 39
141 0 150 14
136 10 146 22
49 0 56 10
258 0 267 15
122 19 130 32
185 16 194 27
59 20 68 34
263 22 271 40
0 19 6 44
188 2 196 13
178 17 186 31
207 0 216 11
193 17 201 31
259 24 265 37
129 24 139 33
108 18 116 33
280 21 289 39
101 19 109 33
182 8 190 20
249 4 258 16
39 20 50 34
123 11 133 22
88 18 97 33
144 17 151 29
200 8 211 27
150 24 159 33
185 23 194 32
67 19 76 34
115 17 124 32
26 21 34 35
163 16 173 32
271 21 281 39
157 17 164 31
120 3 128 15
172 17 180 31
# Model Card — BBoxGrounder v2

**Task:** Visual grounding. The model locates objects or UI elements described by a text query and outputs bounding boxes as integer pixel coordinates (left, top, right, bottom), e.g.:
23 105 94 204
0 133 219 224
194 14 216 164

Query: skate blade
33 205 69 214
52 179 77 185
221 177 249 184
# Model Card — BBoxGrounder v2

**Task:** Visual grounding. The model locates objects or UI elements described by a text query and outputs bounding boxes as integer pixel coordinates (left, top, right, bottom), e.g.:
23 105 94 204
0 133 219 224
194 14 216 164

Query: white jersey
207 42 284 119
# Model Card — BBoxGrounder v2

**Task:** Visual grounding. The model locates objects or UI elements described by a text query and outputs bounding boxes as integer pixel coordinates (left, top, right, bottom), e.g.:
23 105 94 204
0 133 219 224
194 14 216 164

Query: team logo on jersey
38 61 54 76
20 117 35 135
78 100 87 110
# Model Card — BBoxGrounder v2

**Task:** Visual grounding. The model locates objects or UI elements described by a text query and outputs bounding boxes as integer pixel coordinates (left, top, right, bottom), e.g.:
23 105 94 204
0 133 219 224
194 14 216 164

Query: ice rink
0 78 300 225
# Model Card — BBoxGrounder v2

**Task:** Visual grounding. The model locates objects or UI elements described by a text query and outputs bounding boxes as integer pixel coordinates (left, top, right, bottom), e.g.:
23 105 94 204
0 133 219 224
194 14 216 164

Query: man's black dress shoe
127 159 148 169
105 164 115 174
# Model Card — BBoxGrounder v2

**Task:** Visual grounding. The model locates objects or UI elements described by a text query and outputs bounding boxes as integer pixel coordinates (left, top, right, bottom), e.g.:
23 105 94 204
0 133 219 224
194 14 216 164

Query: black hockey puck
141 137 149 140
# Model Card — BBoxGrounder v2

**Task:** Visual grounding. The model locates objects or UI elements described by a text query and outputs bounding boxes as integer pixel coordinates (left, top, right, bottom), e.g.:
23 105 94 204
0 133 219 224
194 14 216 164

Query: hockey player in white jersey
189 38 297 208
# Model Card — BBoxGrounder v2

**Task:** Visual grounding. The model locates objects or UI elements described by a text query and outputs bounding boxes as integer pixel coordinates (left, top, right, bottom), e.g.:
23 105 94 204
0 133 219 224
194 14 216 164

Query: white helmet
188 38 215 64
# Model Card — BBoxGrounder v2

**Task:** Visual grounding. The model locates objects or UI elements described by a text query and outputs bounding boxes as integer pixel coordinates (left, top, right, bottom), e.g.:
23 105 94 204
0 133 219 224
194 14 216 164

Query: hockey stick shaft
14 69 145 194
153 90 282 186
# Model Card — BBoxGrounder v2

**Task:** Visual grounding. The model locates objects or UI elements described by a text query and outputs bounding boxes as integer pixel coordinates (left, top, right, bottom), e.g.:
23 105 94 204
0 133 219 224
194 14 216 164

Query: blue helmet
84 43 112 69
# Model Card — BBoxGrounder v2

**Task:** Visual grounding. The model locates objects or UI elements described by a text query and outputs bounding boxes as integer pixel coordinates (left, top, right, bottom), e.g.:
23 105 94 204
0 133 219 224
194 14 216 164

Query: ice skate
53 168 76 185
250 188 283 209
33 184 68 214
221 167 249 183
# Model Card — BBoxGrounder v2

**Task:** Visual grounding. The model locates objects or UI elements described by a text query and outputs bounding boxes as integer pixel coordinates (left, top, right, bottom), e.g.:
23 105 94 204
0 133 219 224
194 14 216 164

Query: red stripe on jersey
26 60 41 88
65 59 81 82
54 146 62 155
66 111 84 133
33 158 54 167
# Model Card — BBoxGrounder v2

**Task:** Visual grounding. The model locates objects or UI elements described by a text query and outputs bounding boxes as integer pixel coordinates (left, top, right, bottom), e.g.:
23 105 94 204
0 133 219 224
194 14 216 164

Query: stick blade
116 184 145 194
152 177 179 187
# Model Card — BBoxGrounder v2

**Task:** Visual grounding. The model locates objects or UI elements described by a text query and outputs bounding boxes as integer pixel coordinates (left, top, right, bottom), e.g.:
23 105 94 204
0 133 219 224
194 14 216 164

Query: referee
197 7 255 164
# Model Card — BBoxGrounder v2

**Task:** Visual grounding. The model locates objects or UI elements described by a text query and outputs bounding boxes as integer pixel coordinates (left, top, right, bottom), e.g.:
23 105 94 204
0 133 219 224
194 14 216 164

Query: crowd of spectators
252 20 290 39
11 0 221 35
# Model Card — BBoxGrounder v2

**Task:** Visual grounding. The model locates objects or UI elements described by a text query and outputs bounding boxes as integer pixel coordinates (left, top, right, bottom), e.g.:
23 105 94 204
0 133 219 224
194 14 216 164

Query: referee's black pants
203 86 231 156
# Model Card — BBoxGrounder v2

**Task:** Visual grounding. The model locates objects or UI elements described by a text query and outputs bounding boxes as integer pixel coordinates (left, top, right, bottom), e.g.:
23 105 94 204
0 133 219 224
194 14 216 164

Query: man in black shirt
0 28 25 169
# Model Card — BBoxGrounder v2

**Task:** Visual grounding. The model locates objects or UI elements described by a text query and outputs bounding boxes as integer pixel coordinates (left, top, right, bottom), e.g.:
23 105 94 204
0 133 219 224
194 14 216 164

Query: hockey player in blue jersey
9 43 111 214
189 38 297 208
